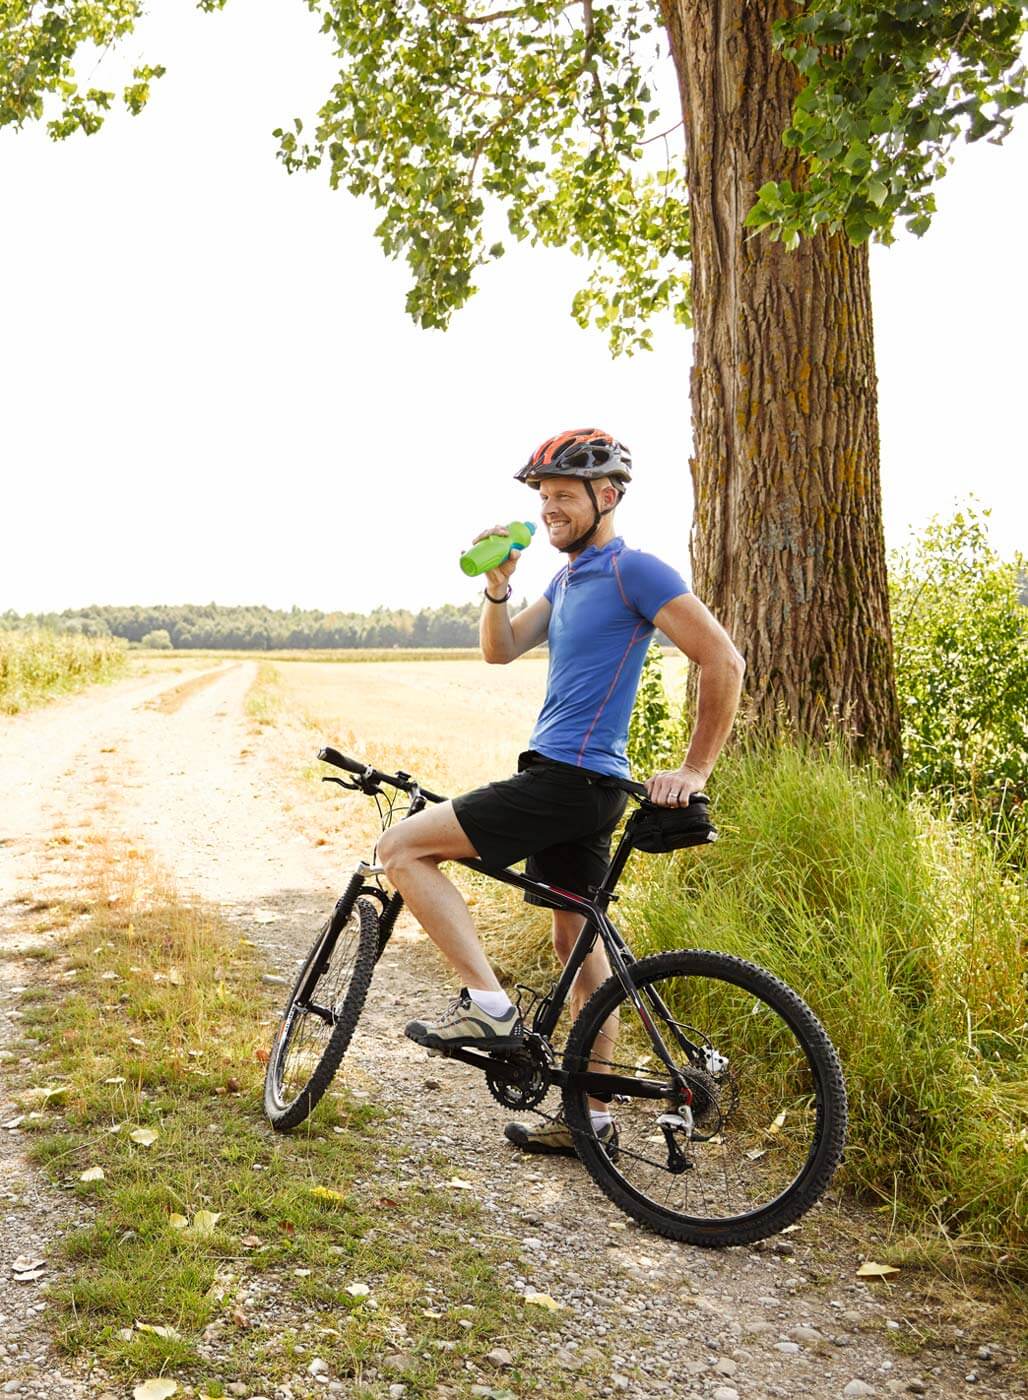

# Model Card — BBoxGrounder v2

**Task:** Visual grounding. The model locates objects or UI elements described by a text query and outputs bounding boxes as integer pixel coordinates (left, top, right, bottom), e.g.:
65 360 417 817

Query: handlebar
318 746 706 813
318 747 446 803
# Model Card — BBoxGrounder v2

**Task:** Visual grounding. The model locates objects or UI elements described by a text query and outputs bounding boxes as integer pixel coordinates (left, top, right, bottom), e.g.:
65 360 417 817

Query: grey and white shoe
405 989 524 1053
504 1111 618 1157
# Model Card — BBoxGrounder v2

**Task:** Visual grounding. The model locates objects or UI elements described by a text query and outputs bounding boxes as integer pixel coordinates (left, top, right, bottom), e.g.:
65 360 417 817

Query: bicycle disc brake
485 1041 550 1111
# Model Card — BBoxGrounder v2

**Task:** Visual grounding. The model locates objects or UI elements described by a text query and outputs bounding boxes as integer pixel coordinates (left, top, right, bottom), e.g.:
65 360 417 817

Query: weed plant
0 627 125 712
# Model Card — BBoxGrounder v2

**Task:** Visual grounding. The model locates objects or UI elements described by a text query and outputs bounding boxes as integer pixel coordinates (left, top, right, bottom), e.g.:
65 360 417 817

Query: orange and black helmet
514 428 632 492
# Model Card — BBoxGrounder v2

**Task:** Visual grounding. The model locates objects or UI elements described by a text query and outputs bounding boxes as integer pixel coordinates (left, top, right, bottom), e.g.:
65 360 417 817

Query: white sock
589 1109 613 1132
468 988 514 1017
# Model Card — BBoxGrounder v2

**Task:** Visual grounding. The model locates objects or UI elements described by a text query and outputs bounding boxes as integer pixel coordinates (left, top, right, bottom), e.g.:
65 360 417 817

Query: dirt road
0 665 1019 1399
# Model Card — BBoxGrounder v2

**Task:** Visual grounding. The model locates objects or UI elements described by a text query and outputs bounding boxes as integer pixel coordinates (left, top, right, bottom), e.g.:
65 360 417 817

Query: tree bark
659 0 902 771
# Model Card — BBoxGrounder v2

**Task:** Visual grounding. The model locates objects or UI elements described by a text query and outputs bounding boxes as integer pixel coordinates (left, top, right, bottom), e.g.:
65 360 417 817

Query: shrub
140 628 173 650
889 506 1028 852
0 629 126 713
621 742 1028 1270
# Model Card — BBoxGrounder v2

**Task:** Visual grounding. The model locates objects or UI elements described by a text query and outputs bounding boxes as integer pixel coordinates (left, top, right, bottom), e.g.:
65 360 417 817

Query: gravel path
0 666 1022 1399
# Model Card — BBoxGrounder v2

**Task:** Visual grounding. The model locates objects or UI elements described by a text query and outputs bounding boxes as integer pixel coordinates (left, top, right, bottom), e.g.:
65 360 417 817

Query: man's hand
472 524 523 597
644 764 708 807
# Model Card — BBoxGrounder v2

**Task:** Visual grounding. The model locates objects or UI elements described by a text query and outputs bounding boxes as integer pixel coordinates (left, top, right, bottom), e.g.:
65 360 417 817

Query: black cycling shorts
452 750 628 907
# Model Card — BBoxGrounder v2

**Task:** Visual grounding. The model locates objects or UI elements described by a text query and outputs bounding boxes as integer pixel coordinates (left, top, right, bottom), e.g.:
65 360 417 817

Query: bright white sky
3 4 1026 616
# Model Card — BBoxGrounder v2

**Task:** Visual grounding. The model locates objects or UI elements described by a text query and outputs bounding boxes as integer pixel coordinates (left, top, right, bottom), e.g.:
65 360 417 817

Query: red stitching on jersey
611 551 631 610
575 621 646 766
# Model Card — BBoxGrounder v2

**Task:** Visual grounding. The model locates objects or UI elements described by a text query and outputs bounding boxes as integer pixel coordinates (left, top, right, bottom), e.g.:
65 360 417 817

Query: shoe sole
504 1125 620 1159
504 1128 577 1157
405 1028 524 1054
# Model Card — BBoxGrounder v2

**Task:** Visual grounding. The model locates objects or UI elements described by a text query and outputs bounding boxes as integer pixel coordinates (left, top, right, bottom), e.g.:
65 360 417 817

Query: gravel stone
843 1382 876 1398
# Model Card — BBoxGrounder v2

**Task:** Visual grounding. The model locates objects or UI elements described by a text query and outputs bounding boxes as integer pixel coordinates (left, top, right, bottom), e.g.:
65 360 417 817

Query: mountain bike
263 747 847 1247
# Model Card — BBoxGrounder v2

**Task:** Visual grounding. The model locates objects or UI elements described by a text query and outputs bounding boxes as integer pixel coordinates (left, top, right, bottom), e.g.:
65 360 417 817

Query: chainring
485 1044 551 1111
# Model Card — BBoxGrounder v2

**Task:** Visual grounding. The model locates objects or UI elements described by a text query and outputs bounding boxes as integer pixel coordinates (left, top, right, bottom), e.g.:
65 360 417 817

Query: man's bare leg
377 801 503 992
552 909 620 1115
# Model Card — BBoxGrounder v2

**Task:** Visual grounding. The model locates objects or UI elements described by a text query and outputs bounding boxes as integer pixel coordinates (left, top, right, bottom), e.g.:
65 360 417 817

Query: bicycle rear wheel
562 949 847 1246
263 892 379 1131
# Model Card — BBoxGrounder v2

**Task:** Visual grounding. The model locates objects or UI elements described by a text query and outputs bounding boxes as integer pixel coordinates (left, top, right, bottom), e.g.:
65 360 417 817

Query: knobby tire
562 949 847 1246
264 894 380 1131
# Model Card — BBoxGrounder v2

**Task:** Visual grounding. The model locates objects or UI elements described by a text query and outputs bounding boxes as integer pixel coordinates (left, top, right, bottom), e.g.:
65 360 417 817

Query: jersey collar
567 535 625 574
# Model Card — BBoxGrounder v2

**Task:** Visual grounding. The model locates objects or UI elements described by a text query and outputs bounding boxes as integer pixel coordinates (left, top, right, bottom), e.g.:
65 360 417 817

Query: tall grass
0 628 126 713
617 744 1028 1271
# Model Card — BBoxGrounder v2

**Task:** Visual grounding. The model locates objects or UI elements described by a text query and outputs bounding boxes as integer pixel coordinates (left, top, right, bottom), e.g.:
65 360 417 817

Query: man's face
537 476 617 550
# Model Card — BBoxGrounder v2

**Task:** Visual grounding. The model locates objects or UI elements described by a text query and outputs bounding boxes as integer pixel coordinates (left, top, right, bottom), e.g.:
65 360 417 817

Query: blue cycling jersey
528 536 690 780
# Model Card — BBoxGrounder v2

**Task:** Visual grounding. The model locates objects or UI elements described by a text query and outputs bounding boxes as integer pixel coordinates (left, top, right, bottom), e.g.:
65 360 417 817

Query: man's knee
378 826 434 878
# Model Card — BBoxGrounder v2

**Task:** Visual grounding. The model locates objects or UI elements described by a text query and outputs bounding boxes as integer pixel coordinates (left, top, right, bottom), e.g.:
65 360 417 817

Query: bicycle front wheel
562 949 847 1246
263 893 379 1131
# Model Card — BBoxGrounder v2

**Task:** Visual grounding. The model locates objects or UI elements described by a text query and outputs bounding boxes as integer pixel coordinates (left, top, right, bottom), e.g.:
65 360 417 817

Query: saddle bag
628 795 718 854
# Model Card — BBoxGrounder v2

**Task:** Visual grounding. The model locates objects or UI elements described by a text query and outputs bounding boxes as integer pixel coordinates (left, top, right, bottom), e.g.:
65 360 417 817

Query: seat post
592 814 638 905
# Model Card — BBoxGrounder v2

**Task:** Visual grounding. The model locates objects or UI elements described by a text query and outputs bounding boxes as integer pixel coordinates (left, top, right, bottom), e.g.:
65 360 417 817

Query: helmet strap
557 478 619 555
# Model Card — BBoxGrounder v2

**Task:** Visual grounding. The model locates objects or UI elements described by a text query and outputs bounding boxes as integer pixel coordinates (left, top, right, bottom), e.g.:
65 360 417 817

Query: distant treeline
3 602 501 650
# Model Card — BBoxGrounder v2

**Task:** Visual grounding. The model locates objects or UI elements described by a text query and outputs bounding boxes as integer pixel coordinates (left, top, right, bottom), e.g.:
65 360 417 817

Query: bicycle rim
562 949 847 1246
264 895 379 1129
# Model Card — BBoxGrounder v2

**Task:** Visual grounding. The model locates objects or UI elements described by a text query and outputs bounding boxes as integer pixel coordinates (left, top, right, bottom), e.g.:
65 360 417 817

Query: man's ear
598 478 620 512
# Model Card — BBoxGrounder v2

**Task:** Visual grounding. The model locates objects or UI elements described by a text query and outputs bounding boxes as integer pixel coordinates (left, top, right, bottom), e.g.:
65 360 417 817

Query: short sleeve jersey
528 536 690 780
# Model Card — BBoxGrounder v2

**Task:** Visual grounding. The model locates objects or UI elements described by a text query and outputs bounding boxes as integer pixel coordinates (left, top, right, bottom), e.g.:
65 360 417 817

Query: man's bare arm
481 594 551 663
646 593 745 806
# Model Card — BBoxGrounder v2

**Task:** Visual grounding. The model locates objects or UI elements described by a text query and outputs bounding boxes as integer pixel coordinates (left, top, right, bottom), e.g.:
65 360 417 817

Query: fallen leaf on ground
767 1110 787 1135
104 1076 126 1085
856 1261 900 1278
231 1306 251 1328
309 1185 347 1205
524 1292 562 1311
133 1380 178 1400
191 1209 220 1236
168 1214 188 1230
445 1178 475 1190
240 1234 263 1248
79 1166 105 1182
254 1048 270 1065
130 1127 159 1147
136 1323 183 1341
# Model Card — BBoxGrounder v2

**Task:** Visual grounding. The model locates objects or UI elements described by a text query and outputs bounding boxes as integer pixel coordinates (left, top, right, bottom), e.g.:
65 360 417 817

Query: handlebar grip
318 747 370 776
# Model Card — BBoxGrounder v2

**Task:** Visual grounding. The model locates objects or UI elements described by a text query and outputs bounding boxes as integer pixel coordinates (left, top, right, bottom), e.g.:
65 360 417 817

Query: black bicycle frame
357 786 703 1098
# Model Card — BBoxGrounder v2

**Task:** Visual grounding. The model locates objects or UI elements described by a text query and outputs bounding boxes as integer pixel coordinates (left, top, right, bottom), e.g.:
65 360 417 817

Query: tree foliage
888 505 1028 836
747 1 1028 249
2 600 493 650
276 0 690 353
0 0 223 138
6 2 1025 351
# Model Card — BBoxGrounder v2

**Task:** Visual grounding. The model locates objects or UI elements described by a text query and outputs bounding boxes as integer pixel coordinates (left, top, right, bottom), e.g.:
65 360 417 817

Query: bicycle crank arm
434 1046 673 1103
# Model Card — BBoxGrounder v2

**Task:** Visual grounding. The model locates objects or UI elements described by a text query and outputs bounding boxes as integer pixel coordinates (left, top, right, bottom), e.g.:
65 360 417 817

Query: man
377 429 745 1154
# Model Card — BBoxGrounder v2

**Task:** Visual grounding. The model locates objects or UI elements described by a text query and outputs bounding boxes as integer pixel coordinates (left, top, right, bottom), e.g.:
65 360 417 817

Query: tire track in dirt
0 667 1018 1399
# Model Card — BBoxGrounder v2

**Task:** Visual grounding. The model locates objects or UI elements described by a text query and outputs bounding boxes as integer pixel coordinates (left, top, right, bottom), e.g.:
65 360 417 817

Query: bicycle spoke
562 951 845 1242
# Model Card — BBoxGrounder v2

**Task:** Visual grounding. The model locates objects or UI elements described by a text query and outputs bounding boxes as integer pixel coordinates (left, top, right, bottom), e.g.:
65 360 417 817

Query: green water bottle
459 521 536 577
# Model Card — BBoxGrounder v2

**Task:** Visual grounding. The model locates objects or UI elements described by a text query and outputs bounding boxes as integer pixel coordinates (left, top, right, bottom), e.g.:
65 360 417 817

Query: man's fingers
471 524 510 545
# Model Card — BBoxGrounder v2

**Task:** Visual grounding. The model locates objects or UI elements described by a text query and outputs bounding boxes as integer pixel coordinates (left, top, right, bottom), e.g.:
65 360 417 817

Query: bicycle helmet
514 429 632 554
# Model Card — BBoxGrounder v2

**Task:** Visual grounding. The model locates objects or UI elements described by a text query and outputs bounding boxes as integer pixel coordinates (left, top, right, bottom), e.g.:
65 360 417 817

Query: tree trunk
659 0 902 771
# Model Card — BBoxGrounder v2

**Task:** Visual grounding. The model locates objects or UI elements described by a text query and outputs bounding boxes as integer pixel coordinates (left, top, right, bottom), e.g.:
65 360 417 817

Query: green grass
8 850 591 1399
0 627 126 712
609 744 1027 1276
